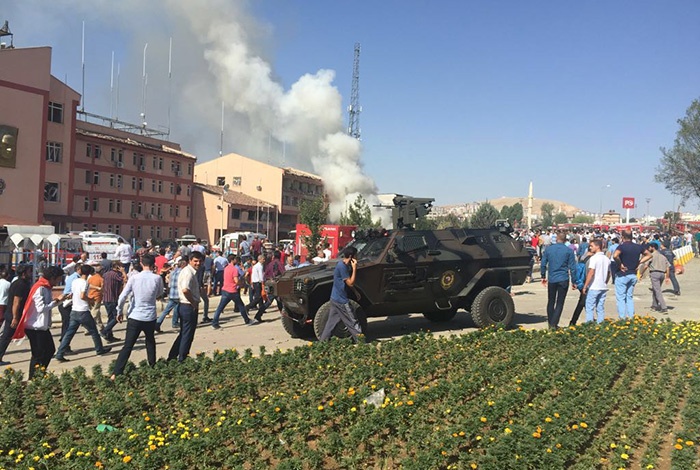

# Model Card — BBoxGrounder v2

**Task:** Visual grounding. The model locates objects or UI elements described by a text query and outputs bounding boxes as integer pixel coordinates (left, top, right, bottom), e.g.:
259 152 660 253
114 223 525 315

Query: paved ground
2 259 698 377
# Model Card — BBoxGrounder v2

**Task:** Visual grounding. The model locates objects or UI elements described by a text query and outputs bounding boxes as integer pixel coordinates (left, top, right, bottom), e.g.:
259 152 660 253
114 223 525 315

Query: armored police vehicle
272 196 532 339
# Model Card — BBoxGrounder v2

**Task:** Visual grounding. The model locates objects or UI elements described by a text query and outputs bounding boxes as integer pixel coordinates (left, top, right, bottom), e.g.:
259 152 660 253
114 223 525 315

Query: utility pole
347 43 362 140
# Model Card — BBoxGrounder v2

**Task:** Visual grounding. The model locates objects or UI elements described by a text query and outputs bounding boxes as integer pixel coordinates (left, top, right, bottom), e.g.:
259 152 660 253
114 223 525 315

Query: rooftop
194 183 274 208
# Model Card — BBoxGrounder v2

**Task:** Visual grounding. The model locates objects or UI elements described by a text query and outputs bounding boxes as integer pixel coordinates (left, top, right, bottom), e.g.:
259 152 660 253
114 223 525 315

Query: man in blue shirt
541 232 577 329
612 231 650 319
319 246 362 342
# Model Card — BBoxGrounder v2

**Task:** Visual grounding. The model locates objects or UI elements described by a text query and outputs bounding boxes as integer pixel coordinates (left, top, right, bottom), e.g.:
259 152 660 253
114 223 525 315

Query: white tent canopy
6 224 56 248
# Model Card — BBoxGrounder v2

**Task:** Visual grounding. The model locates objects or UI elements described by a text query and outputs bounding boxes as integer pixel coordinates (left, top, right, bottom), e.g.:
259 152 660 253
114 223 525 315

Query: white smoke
11 0 379 220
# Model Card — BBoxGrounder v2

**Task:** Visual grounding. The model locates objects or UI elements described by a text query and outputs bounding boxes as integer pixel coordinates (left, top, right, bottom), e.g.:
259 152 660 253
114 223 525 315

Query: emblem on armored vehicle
440 270 456 290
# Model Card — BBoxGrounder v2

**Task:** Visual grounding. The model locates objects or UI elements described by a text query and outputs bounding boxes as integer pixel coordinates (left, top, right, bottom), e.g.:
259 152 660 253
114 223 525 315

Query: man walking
612 231 650 320
659 241 680 296
0 264 32 366
211 256 249 328
212 250 228 296
582 239 611 324
639 244 670 314
168 251 204 362
115 239 134 273
540 232 577 330
155 257 185 332
111 254 164 378
246 254 267 325
100 261 125 343
319 246 363 342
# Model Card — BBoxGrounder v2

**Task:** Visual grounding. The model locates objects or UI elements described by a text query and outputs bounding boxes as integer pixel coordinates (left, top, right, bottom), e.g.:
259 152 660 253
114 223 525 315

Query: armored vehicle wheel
422 310 457 323
471 286 515 328
281 312 314 339
313 300 366 340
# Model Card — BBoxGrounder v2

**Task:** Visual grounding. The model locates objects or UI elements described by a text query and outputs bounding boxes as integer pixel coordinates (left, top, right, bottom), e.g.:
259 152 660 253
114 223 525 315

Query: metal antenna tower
347 42 362 140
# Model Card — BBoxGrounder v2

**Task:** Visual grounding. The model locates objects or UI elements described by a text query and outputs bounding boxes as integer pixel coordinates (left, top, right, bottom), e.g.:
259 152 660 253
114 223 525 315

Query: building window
92 198 99 211
152 179 157 192
138 178 143 191
46 142 62 162
129 226 135 239
170 182 175 194
93 171 100 185
232 176 242 186
157 181 163 193
173 228 179 238
84 197 90 212
137 202 143 215
107 224 113 233
169 205 173 217
158 157 163 170
108 199 114 212
156 203 162 216
111 148 117 162
292 197 298 207
231 208 240 219
86 143 92 158
133 152 138 166
115 225 121 235
247 211 255 221
44 182 59 202
136 226 142 239
48 101 63 123
168 227 173 239
116 199 122 213
132 177 137 190
155 226 162 239
85 170 92 184
188 163 193 175
153 156 158 169
116 175 123 188
216 176 225 186
186 206 190 218
109 174 115 187
186 185 190 197
175 206 180 217
94 145 101 159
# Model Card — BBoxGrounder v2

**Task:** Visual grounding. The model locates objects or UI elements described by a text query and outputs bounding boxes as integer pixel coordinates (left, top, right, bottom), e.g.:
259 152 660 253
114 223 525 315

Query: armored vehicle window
353 237 390 260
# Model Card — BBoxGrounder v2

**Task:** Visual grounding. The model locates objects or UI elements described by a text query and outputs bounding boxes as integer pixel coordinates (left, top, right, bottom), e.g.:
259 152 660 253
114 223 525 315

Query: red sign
622 197 635 209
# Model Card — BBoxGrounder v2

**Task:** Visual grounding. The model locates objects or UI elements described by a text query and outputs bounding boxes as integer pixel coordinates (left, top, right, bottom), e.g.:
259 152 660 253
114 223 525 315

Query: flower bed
1 317 699 469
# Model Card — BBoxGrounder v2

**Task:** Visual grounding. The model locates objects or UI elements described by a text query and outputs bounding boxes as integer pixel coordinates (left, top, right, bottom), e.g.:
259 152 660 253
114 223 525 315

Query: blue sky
5 1 700 217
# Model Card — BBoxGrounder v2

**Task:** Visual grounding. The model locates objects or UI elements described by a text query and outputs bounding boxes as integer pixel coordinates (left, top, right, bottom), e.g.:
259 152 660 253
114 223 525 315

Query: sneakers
54 356 70 363
201 317 212 324
248 319 261 326
105 336 121 343
211 324 221 330
96 347 112 356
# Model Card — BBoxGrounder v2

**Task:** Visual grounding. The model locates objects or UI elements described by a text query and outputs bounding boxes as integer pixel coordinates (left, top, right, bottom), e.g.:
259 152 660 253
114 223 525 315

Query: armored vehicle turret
272 195 532 339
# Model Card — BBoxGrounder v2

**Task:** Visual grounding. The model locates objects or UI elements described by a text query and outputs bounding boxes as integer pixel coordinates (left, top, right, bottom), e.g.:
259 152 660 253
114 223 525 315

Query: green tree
500 205 511 221
436 213 462 230
299 197 329 257
541 202 555 228
572 214 594 224
656 98 700 203
471 202 500 228
510 203 524 224
339 194 382 229
554 212 568 225
414 217 438 230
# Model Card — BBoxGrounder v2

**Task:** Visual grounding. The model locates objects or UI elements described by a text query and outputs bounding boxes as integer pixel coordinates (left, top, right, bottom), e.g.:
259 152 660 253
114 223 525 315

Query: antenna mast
347 42 362 140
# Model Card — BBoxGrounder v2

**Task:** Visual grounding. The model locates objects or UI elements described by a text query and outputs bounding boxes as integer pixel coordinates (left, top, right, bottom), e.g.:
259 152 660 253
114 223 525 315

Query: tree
299 197 329 257
338 194 382 229
509 203 524 225
554 212 568 225
572 215 594 224
414 217 438 230
656 99 700 203
436 213 462 230
500 205 511 221
541 202 555 228
471 202 500 228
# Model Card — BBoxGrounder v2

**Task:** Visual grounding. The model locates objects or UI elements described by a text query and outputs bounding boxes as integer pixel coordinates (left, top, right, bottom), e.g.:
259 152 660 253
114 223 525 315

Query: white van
218 232 266 256
78 231 127 261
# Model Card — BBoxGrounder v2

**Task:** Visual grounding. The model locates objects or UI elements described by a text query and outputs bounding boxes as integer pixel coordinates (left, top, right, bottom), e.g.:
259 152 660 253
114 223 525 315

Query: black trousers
569 290 587 326
168 303 198 362
58 303 72 340
25 329 55 379
0 306 16 360
112 318 156 376
546 281 569 329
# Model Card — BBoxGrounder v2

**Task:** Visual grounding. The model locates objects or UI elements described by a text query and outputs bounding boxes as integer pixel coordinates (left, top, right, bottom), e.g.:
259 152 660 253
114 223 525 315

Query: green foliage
414 217 438 230
541 203 555 229
299 197 329 256
471 202 500 229
436 213 462 230
500 203 524 225
656 98 700 203
554 212 568 225
572 215 594 224
339 195 382 229
1 318 699 469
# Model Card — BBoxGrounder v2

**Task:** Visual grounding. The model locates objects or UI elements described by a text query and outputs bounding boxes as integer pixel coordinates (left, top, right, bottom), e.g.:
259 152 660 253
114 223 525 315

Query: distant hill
435 197 585 217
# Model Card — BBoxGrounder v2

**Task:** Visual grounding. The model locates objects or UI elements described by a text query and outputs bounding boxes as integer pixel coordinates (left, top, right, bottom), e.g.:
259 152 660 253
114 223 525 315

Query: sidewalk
2 260 697 376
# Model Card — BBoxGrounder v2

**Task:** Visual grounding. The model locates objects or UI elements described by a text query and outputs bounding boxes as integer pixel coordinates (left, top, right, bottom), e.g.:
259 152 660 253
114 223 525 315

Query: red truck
294 224 356 262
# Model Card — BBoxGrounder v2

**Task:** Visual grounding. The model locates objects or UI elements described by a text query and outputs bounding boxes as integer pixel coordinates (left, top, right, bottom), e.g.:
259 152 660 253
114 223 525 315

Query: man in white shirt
245 255 266 325
0 267 9 330
168 251 204 362
54 264 111 362
111 254 164 379
583 239 612 324
114 240 134 272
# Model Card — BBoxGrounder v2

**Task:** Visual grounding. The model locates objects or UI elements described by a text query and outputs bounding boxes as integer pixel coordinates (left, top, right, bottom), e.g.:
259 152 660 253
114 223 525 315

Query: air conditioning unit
116 161 124 168
139 165 146 171
130 213 138 219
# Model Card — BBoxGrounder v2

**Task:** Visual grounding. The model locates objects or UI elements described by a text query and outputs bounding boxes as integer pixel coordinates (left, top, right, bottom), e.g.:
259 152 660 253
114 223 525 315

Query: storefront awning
6 224 56 248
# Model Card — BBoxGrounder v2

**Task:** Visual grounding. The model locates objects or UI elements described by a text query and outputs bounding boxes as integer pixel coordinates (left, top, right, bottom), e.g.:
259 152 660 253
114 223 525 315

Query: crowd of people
0 235 303 379
530 227 687 330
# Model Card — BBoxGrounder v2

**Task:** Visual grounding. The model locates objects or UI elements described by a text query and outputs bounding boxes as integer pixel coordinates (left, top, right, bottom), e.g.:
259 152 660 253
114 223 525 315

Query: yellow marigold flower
123 455 132 463
480 417 487 422
580 422 588 429
554 413 560 418
572 424 579 430
504 428 512 434
610 443 617 449
317 405 324 411
686 441 694 446
95 462 103 468
674 444 683 450
545 417 552 423
532 432 541 439
546 448 552 453
470 464 478 469
620 453 629 460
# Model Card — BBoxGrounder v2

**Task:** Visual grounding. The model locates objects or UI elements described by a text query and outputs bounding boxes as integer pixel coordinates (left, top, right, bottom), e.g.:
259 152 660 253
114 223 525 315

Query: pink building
0 42 196 241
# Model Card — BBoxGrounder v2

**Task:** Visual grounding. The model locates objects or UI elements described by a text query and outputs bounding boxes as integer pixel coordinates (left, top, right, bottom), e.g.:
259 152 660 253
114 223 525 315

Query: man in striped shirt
100 261 125 342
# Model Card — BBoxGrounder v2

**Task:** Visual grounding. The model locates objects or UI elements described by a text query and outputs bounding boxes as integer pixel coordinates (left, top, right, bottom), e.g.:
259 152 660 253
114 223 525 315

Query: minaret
527 181 533 230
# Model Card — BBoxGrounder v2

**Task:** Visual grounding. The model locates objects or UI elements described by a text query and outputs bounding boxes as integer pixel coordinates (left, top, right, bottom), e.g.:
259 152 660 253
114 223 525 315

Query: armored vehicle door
379 231 438 304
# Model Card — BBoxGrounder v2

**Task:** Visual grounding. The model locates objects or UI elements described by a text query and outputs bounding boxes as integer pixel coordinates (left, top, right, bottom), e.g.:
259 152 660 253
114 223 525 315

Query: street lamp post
256 184 262 233
599 184 611 223
220 184 229 245
645 198 651 225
